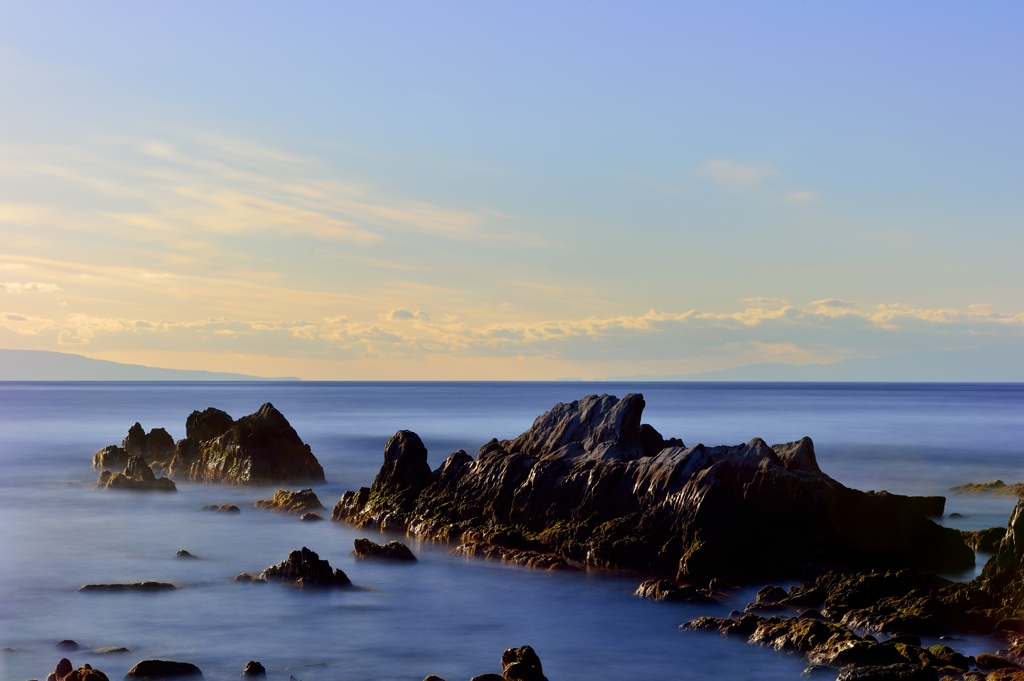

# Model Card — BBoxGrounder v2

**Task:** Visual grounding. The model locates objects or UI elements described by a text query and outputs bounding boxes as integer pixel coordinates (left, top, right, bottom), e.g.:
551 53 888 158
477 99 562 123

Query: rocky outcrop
124 660 203 680
962 528 1008 553
92 424 175 470
244 547 351 587
254 489 323 514
95 456 176 492
241 661 266 678
332 393 973 582
634 579 717 604
168 404 325 484
91 445 128 471
78 582 177 592
45 659 109 681
425 646 546 681
950 481 1024 497
352 538 417 561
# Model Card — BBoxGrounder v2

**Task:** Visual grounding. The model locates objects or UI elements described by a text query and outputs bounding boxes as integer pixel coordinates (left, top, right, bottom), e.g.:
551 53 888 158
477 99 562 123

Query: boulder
299 512 323 522
92 445 128 471
217 504 240 513
257 547 351 587
501 645 547 681
48 660 109 681
124 660 203 680
332 393 973 582
240 661 266 678
176 550 198 559
122 423 176 464
55 641 79 651
254 489 323 514
352 538 416 561
95 456 176 492
168 404 325 485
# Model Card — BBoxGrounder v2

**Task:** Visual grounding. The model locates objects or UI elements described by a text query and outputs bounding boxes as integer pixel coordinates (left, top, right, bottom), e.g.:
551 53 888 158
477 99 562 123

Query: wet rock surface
352 538 417 561
95 455 176 492
634 579 717 604
254 488 324 514
332 393 973 581
78 581 177 592
252 547 351 587
124 660 203 680
46 658 109 681
240 661 266 678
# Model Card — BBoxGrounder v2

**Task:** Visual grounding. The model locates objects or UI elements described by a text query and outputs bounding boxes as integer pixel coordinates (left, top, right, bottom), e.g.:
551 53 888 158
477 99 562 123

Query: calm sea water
1 382 1022 681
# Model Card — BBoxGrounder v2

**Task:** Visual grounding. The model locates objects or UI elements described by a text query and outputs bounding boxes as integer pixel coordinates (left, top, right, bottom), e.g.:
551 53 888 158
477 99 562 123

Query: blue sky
0 2 1021 379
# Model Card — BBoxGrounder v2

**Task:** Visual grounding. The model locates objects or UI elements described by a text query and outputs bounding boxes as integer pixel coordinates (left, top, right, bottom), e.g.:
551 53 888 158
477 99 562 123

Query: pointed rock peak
374 430 431 496
771 436 820 473
185 407 234 442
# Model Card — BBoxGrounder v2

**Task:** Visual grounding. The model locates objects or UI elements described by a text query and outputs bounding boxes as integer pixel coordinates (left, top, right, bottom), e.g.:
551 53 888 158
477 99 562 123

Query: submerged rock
352 538 416 561
78 582 176 592
254 489 323 514
124 660 203 680
55 641 79 651
95 456 176 492
168 404 325 485
240 661 266 678
332 393 973 582
175 550 198 559
634 579 717 604
299 512 323 522
255 547 351 587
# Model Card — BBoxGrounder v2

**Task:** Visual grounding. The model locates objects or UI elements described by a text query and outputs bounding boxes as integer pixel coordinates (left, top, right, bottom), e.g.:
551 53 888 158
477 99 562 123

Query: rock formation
950 480 1024 497
332 393 973 582
254 489 324 514
241 547 351 587
352 538 417 561
90 404 324 485
167 404 325 484
78 582 177 592
124 660 203 680
241 661 266 678
94 456 176 492
45 659 109 681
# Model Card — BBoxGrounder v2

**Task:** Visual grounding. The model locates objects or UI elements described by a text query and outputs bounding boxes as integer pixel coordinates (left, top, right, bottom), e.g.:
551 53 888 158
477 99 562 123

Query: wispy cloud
778 190 819 204
1 281 61 293
699 158 779 188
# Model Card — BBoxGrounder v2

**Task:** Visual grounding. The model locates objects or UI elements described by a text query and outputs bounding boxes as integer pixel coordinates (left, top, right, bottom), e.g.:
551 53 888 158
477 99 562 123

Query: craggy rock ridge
236 547 351 587
332 393 972 582
79 581 177 592
254 488 324 514
91 404 325 485
94 455 176 492
352 537 417 561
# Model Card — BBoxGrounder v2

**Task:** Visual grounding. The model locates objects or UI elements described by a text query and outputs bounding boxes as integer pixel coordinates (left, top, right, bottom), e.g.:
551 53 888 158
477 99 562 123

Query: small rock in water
254 489 323 514
125 660 203 680
54 659 74 678
468 675 504 681
55 641 79 651
299 512 323 522
501 645 547 681
352 538 416 561
0 646 14 652
259 547 351 587
176 550 198 559
241 661 266 678
218 504 240 514
287 675 301 681
94 647 130 654
201 505 219 511
422 676 447 681
78 581 177 592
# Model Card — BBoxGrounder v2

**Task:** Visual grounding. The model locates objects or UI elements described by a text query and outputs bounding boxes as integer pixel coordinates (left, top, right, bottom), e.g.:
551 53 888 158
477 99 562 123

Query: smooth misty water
1 382 1022 681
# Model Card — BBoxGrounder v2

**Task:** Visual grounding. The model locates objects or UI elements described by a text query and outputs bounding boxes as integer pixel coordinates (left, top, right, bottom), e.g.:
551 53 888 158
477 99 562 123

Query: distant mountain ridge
0 349 298 381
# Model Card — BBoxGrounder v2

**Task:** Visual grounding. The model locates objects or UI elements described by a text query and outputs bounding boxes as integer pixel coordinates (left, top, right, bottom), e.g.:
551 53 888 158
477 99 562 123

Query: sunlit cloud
1 281 61 293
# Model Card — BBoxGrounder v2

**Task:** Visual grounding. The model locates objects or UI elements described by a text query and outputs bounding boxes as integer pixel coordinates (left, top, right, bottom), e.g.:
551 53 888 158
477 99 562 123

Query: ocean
1 382 1022 681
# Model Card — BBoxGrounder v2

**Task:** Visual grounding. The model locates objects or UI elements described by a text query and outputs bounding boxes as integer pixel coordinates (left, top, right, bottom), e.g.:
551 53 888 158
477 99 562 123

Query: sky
0 1 1022 380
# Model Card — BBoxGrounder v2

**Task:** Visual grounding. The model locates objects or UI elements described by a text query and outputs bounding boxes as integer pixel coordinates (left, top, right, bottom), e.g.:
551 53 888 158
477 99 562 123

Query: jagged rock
634 579 717 604
257 547 350 587
422 676 446 681
218 504 240 513
835 664 938 681
95 456 176 492
78 582 176 592
168 404 325 484
950 481 1024 497
48 661 109 681
92 445 127 471
468 676 503 681
94 647 130 654
122 423 176 464
254 489 323 514
452 541 573 570
299 512 323 522
977 655 1020 671
176 550 198 559
240 661 266 678
332 393 973 581
124 660 203 680
961 528 1008 553
352 538 416 561
501 645 547 681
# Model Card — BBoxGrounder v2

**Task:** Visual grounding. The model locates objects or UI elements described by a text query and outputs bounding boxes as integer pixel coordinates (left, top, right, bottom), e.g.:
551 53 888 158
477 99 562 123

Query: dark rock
56 641 79 651
124 660 203 680
468 676 504 681
233 573 258 582
94 648 130 654
352 538 416 562
422 676 446 681
757 585 789 603
886 635 921 647
258 547 350 587
55 658 74 677
799 609 827 621
976 654 1020 671
635 579 716 604
332 393 973 581
175 550 198 559
78 582 176 592
802 666 837 677
960 527 1007 553
299 512 323 522
56 663 109 681
240 661 266 678
95 456 176 492
217 504 240 513
254 489 323 514
92 445 128 471
501 645 547 681
835 664 938 681
168 403 325 485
